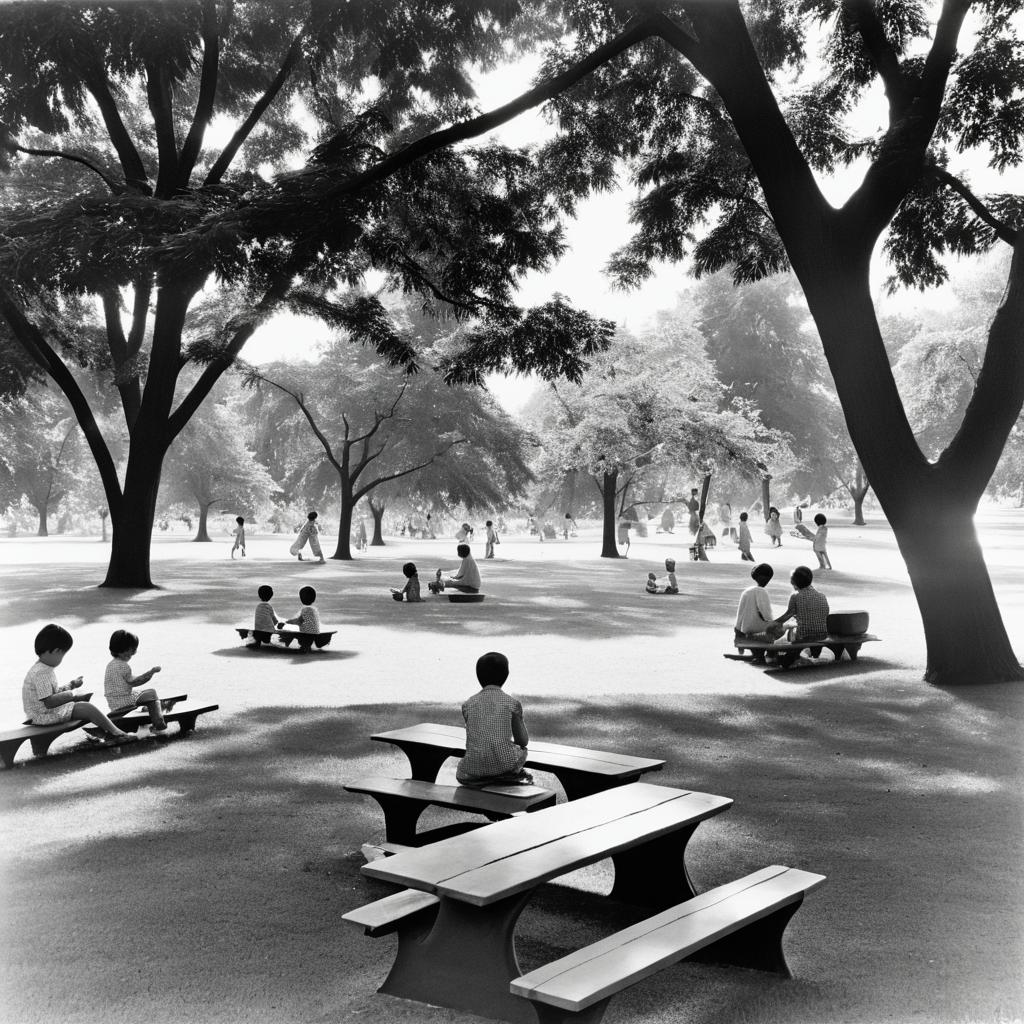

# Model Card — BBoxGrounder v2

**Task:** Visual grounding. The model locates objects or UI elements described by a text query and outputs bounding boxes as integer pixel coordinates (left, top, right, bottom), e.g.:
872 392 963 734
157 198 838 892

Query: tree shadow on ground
3 678 1021 1024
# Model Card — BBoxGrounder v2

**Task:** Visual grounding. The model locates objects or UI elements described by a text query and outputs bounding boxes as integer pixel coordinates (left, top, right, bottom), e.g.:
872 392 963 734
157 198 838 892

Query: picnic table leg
176 710 201 735
1 738 25 769
392 742 452 783
846 643 862 661
379 892 535 1024
608 822 701 907
366 794 430 845
689 898 803 976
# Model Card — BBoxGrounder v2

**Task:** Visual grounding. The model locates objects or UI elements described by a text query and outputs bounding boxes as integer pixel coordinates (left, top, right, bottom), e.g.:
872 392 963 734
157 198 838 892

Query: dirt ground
1 511 1022 1024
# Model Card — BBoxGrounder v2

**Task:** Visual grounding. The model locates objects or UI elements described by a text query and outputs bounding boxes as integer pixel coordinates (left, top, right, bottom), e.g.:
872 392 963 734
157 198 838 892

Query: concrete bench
510 865 826 1024
344 775 556 846
727 634 881 669
235 626 337 651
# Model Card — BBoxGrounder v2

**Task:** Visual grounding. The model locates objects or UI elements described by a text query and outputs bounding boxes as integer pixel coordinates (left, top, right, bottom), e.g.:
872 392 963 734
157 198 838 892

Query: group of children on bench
22 623 168 746
253 584 321 641
734 562 830 661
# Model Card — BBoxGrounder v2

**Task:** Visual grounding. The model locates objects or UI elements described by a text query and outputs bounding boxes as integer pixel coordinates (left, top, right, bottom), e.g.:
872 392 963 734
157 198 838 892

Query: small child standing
812 513 832 570
737 511 755 561
23 624 136 746
253 584 281 642
391 562 423 602
356 518 368 552
455 652 532 787
664 558 679 593
231 516 246 558
104 629 168 739
284 586 321 634
765 507 783 547
484 520 499 558
289 511 325 563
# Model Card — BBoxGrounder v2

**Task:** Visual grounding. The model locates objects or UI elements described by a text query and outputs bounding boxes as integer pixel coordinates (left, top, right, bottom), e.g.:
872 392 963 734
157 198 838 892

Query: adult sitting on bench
427 543 481 595
734 563 787 662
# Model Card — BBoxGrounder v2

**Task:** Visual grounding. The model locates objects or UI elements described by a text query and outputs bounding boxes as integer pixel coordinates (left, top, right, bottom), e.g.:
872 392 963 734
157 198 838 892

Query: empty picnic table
372 722 665 800
351 782 731 1024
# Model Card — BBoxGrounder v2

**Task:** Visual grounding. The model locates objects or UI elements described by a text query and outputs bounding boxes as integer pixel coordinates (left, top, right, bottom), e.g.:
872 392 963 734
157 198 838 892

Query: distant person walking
231 516 246 558
812 513 832 570
563 512 577 539
290 511 325 563
484 520 499 558
686 488 700 535
617 517 632 556
356 518 368 552
737 511 755 561
765 506 783 547
660 507 675 534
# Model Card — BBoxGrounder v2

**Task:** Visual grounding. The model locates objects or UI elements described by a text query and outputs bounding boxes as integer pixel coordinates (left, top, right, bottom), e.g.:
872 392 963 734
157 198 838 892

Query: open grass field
1 511 1022 1024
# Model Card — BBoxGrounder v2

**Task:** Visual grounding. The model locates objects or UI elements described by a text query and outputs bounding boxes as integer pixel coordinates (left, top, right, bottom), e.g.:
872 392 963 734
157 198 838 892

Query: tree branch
845 0 914 116
4 140 123 192
255 375 342 473
80 64 150 192
352 438 471 503
100 289 142 428
931 167 1018 244
204 26 307 186
145 59 180 197
177 0 220 189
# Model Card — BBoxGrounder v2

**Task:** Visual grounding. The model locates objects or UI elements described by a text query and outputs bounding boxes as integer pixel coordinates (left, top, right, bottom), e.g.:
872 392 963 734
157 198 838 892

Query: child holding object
391 562 423 602
22 624 137 746
456 652 532 787
104 629 168 739
290 511 325 563
812 513 832 570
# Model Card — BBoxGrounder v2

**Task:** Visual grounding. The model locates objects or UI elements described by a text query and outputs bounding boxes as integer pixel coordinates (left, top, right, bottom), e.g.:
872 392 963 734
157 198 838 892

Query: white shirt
450 554 481 590
735 585 775 633
23 661 74 725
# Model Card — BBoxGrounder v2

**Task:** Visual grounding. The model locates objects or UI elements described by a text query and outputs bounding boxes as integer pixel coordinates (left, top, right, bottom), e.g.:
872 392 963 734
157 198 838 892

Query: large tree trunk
333 476 355 559
34 504 48 536
369 498 386 545
760 475 772 521
600 470 621 558
193 502 212 542
101 445 164 588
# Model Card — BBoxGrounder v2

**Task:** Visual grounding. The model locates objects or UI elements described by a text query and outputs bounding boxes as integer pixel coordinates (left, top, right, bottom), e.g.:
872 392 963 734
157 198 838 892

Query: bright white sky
243 13 1016 412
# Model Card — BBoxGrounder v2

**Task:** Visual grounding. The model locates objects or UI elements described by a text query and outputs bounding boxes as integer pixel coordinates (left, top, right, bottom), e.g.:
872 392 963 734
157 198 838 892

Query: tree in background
0 1 617 586
540 0 1024 683
247 339 532 559
160 392 276 542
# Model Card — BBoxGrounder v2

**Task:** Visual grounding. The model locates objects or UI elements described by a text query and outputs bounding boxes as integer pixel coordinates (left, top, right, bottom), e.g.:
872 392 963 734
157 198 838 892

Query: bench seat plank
342 889 440 936
511 865 827 1012
87 702 219 735
734 634 880 652
363 784 729 904
345 776 555 816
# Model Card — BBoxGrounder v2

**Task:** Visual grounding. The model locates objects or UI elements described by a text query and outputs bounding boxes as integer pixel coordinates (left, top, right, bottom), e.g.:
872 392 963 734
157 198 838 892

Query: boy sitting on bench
734 563 787 662
770 566 830 664
455 652 533 788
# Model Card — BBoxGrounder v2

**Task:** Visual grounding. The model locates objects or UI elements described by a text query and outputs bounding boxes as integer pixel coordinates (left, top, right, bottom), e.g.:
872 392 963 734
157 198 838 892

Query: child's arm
511 706 529 749
128 666 162 685
41 676 84 707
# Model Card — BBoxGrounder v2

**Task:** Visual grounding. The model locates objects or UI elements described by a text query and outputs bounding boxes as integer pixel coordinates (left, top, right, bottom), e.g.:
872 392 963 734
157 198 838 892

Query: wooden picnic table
357 782 731 1024
371 722 665 800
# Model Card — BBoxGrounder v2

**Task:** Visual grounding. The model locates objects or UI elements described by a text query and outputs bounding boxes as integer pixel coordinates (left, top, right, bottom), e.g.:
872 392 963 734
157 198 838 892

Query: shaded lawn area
2 680 1021 1024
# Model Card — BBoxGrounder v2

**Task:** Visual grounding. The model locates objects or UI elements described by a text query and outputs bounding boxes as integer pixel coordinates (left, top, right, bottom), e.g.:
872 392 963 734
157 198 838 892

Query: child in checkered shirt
283 586 321 634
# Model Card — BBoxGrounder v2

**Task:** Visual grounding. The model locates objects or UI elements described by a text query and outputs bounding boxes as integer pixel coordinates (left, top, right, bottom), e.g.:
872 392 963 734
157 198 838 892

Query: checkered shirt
456 686 529 783
787 585 830 641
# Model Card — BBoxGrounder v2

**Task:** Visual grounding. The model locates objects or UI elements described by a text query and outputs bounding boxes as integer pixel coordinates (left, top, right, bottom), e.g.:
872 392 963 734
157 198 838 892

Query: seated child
23 624 137 746
428 544 481 594
104 629 167 738
645 572 660 593
391 562 423 602
455 652 533 788
664 558 678 593
283 586 321 634
253 584 282 642
734 563 787 655
771 566 830 644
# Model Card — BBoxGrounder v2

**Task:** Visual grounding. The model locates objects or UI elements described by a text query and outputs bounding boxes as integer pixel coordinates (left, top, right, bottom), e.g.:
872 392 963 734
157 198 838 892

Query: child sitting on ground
22 623 137 746
645 572 660 593
253 584 282 642
391 562 423 602
283 586 321 634
455 652 533 788
428 543 481 594
104 629 168 739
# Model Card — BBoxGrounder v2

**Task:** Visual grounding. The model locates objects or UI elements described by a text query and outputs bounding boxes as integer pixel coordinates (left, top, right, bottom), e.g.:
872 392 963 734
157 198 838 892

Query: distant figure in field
765 506 783 547
737 511 755 561
660 507 675 534
772 566 830 644
617 517 631 556
563 512 578 539
812 513 832 570
104 629 167 739
663 558 679 593
425 512 435 539
455 522 474 543
645 572 659 594
290 511 325 563
456 652 532 787
355 518 368 552
391 562 423 602
231 516 246 558
686 488 700 535
429 543 481 594
734 563 786 649
283 586 322 635
253 585 282 643
485 520 500 558
22 623 136 746
720 502 737 541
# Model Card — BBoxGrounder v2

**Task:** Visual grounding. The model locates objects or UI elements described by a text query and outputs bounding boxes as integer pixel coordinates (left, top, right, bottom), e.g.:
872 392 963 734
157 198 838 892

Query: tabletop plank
362 784 728 901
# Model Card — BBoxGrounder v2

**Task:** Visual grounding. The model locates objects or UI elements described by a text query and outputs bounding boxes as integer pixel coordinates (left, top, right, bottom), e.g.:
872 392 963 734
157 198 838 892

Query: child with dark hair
484 520 499 558
22 624 136 746
253 585 282 642
737 511 755 561
772 566 830 646
289 511 325 563
734 563 786 648
391 562 423 602
231 515 246 558
812 513 832 570
664 557 679 593
645 572 659 594
428 543 481 594
765 506 783 547
455 652 532 787
283 586 321 635
104 629 167 739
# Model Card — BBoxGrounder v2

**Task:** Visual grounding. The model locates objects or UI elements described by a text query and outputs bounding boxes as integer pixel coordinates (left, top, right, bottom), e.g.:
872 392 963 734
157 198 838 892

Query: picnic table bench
348 782 732 1023
510 864 826 1024
91 700 218 737
727 634 881 669
372 722 665 801
345 775 556 845
234 625 337 651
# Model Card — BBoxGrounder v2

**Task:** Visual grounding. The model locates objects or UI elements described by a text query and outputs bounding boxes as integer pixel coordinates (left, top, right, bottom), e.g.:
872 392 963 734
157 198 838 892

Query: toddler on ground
391 562 423 602
455 652 532 787
104 629 167 739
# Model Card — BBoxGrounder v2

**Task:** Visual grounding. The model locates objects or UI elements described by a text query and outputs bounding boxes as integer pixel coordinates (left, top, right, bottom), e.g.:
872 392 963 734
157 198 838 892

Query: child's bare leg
70 701 130 738
136 687 167 730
